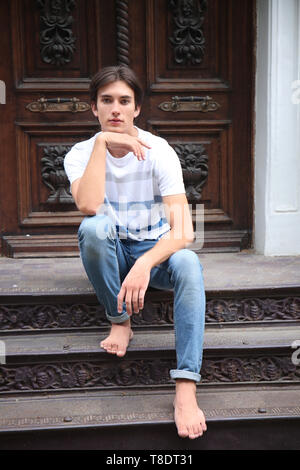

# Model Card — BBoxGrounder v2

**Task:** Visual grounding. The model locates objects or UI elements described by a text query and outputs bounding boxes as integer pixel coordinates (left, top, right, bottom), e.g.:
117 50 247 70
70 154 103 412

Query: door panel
0 0 255 256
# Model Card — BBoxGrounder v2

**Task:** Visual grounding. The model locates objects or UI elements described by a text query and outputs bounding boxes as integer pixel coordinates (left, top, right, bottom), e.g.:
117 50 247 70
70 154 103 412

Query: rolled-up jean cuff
106 312 130 323
170 369 201 383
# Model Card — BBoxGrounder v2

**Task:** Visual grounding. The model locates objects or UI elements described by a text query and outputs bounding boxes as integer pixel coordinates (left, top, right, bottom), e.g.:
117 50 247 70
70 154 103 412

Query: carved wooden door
0 0 255 257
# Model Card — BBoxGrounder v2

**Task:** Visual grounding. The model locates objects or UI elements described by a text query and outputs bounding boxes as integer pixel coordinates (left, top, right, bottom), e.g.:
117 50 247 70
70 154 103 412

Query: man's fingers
138 138 151 149
125 289 133 316
134 143 146 161
132 291 139 313
117 286 126 313
131 289 145 314
118 286 134 316
132 144 142 161
138 289 146 310
137 139 151 160
119 289 145 315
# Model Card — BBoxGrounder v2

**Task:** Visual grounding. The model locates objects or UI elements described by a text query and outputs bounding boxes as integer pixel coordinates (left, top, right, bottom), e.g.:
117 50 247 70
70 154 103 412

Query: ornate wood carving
15 121 98 226
168 0 208 66
173 143 208 201
0 303 107 330
36 0 77 66
0 354 298 393
207 297 300 323
115 0 130 65
41 145 73 204
201 355 300 384
0 297 299 332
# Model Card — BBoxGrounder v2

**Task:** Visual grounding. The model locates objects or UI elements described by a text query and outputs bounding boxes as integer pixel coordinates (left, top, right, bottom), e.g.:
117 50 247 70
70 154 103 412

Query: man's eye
102 98 111 104
121 100 130 105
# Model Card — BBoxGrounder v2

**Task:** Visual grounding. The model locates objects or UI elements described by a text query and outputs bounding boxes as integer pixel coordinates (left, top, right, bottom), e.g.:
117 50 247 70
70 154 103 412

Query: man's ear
91 102 98 117
134 105 141 119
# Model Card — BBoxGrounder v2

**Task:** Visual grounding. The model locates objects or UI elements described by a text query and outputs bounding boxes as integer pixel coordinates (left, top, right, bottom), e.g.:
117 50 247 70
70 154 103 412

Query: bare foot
173 379 207 439
100 319 133 357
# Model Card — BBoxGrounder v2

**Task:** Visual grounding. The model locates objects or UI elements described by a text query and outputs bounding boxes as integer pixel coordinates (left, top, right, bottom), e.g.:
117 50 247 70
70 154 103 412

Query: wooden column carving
115 0 130 65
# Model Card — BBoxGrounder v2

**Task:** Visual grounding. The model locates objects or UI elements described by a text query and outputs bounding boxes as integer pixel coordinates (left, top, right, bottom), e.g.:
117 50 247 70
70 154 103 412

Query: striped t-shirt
64 127 186 240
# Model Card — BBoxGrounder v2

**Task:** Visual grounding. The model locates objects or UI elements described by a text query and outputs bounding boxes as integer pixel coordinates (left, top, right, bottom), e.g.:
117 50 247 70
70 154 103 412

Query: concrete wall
255 0 300 255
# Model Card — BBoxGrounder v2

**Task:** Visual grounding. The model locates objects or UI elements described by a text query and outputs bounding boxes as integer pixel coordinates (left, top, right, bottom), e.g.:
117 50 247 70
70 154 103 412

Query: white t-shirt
64 127 186 240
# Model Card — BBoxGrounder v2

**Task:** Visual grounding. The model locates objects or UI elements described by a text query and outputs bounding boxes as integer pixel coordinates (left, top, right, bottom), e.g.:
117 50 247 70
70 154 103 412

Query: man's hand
117 258 151 315
98 132 151 161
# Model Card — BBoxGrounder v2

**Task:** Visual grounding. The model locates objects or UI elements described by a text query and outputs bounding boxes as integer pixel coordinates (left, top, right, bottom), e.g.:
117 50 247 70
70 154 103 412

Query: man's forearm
76 136 106 214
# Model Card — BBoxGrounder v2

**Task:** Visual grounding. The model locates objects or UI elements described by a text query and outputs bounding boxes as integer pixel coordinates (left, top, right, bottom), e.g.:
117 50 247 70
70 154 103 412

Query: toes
109 343 118 353
177 426 189 438
188 426 197 440
177 422 206 439
192 425 203 439
199 417 207 433
117 349 125 357
100 342 127 356
100 341 118 354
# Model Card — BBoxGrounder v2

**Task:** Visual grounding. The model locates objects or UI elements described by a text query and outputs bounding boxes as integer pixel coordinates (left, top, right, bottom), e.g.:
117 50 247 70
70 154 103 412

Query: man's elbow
184 238 194 248
77 201 104 215
183 230 195 247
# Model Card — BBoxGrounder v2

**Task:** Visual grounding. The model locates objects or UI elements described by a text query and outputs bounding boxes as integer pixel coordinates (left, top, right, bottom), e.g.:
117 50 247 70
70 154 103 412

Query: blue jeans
78 214 206 383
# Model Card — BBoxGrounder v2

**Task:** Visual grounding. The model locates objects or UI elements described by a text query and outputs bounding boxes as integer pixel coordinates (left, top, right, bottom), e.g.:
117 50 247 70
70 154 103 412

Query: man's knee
169 249 203 277
78 214 116 243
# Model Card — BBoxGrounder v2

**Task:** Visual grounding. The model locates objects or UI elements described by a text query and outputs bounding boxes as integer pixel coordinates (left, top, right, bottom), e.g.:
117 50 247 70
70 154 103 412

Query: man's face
91 80 141 135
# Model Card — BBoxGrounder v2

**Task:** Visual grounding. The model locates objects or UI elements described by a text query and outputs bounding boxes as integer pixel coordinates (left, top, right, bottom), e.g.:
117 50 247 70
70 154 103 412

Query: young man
64 65 207 440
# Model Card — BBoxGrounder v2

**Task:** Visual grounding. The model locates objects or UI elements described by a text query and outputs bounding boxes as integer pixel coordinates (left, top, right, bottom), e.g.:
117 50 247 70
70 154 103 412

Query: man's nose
111 101 121 115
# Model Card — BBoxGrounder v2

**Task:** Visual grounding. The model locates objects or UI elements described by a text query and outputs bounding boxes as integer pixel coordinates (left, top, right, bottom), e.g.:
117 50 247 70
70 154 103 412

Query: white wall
255 0 300 255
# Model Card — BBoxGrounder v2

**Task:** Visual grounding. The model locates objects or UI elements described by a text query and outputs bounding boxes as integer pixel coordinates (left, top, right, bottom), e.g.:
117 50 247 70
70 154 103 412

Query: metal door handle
26 97 90 113
158 95 220 112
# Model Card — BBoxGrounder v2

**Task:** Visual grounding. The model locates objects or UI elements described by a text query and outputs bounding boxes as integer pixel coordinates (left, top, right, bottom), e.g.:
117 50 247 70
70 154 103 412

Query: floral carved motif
0 297 299 332
36 0 76 66
168 0 208 66
41 145 73 204
0 355 299 393
173 143 208 201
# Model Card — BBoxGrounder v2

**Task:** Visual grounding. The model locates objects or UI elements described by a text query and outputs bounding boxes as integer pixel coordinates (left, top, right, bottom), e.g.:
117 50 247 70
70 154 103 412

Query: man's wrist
135 253 153 271
95 132 108 147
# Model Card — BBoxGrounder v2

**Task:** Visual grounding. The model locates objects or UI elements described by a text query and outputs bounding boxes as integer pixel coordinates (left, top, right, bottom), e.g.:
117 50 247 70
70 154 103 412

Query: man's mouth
110 119 122 123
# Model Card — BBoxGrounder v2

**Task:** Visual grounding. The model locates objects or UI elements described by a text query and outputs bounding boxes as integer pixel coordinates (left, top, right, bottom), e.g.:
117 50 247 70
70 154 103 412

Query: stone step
0 384 299 449
1 230 249 258
0 286 300 333
0 252 299 333
1 324 299 394
0 253 299 449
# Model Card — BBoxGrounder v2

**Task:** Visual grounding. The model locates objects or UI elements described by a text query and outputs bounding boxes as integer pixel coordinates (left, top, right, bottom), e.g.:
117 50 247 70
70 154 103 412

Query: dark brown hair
89 65 143 109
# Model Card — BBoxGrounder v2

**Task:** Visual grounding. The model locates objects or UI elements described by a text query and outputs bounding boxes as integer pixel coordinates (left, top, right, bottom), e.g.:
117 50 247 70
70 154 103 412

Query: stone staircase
0 252 300 450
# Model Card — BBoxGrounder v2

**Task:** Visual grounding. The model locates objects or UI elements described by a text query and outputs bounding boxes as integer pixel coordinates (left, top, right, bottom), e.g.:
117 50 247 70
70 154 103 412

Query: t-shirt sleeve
153 141 186 197
63 143 90 185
